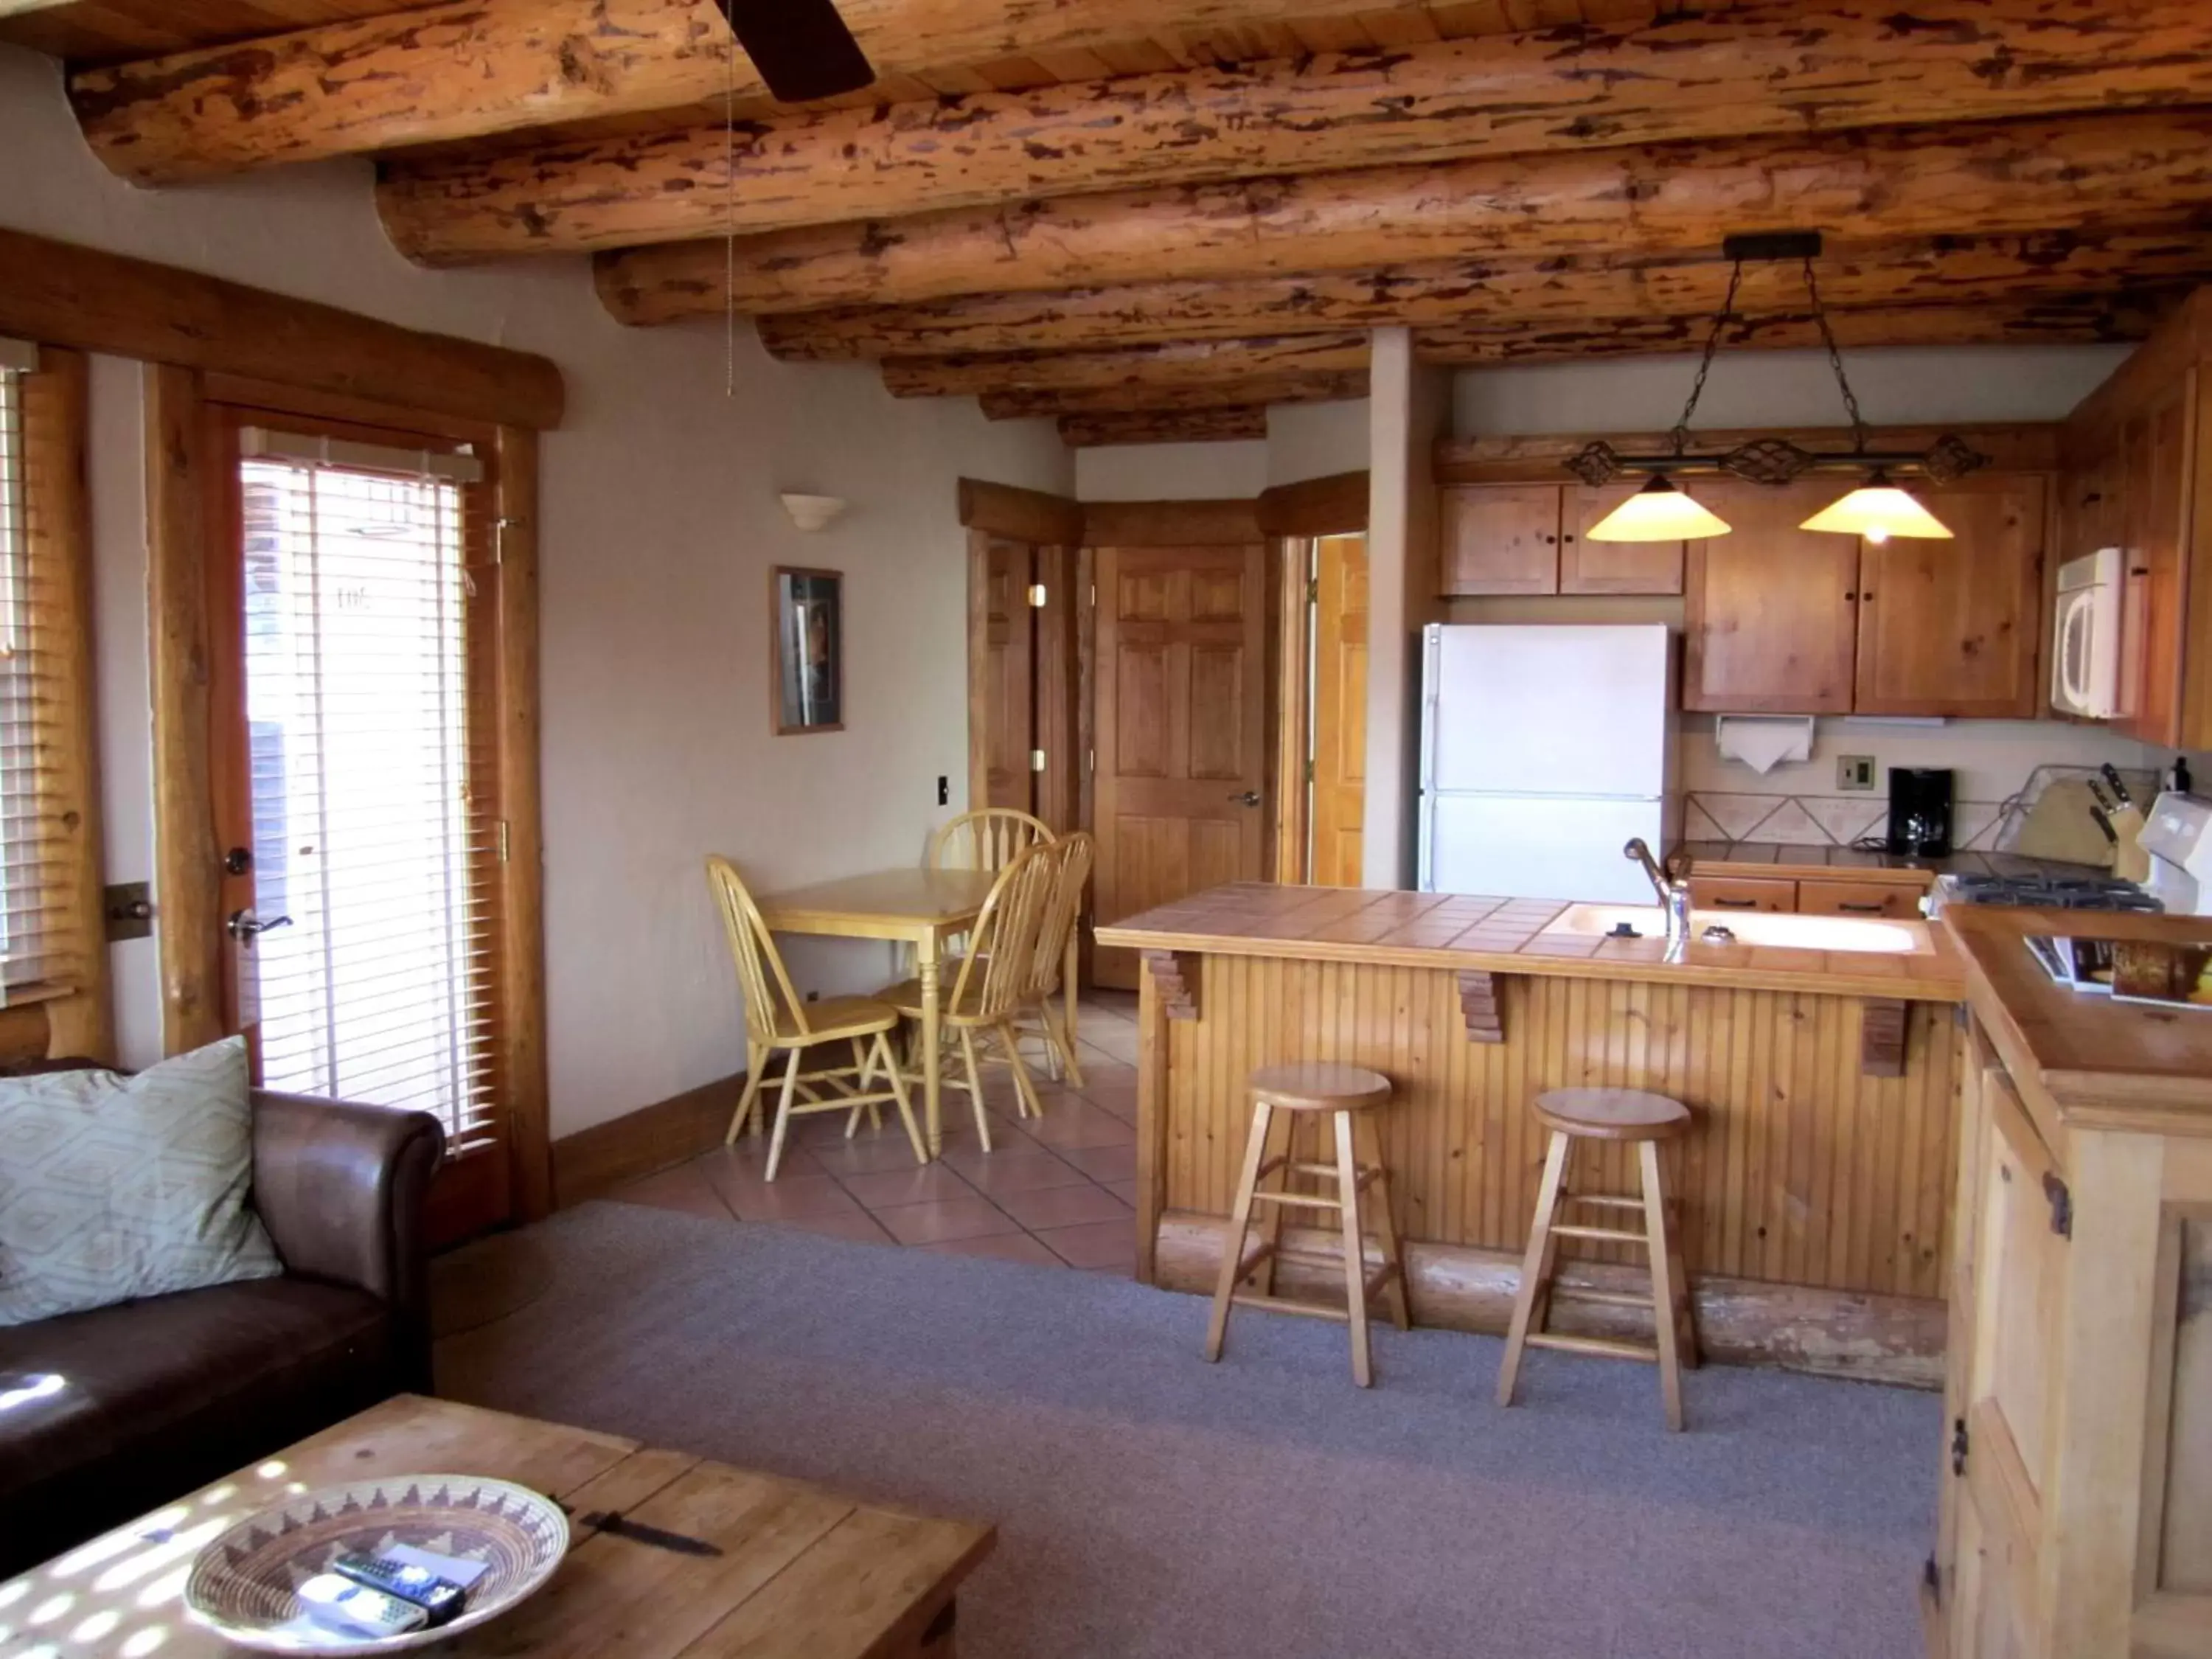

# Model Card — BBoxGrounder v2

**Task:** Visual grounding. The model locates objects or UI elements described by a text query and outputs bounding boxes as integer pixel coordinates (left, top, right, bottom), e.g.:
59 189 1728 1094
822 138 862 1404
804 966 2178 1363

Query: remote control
296 1573 430 1638
332 1552 470 1627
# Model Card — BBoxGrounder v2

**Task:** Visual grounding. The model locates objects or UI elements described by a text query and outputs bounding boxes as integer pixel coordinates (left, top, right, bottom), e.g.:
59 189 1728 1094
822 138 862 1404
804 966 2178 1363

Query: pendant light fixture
1573 233 1986 543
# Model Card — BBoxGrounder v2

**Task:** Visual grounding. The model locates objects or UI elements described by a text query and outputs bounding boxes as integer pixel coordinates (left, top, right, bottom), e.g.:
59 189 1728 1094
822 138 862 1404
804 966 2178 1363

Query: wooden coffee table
2 1395 993 1659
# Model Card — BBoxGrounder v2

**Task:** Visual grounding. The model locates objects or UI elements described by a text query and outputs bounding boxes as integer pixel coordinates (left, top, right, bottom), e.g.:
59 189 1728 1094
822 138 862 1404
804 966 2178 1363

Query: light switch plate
1837 755 1877 792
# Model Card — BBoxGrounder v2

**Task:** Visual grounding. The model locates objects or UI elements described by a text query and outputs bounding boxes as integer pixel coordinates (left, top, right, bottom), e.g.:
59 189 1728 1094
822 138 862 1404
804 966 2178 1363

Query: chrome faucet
1624 838 1692 956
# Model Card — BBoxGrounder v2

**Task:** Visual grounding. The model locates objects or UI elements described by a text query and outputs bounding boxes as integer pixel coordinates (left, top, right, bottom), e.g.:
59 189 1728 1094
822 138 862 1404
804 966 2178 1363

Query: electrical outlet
1837 755 1877 792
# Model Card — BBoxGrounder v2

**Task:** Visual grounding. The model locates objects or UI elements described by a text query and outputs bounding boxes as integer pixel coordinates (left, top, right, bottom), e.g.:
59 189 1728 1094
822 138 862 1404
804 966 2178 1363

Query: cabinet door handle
1711 897 1760 909
1837 901 1886 914
1861 591 1876 602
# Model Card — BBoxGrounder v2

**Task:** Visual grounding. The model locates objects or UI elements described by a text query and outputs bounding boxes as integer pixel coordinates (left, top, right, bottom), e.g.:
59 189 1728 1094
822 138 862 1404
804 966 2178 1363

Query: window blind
0 344 90 1002
238 449 500 1150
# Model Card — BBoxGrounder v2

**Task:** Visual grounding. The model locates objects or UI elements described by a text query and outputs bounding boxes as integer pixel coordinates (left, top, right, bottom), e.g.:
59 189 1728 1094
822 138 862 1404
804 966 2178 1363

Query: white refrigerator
1417 623 1679 903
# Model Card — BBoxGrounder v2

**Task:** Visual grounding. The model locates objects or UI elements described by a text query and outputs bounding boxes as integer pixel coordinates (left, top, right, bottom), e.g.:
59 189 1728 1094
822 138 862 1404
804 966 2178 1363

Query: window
226 426 502 1158
0 341 97 1009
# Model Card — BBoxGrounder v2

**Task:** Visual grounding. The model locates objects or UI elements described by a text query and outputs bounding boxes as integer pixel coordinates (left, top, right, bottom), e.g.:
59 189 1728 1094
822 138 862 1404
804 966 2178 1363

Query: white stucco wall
0 45 1072 1133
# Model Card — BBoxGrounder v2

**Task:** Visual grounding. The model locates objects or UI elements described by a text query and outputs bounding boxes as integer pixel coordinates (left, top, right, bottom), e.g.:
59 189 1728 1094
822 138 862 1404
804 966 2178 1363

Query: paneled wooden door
1310 534 1368 887
975 532 1036 811
1092 542 1270 989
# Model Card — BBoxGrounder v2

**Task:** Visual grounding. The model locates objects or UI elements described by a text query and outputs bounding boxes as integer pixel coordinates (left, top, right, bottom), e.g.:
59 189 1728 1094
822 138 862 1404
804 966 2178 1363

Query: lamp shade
1798 476 1952 543
1585 476 1732 543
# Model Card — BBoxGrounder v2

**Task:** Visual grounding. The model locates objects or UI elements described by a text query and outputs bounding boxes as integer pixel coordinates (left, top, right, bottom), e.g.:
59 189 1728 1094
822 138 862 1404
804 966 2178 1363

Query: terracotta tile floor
605 991 1144 1275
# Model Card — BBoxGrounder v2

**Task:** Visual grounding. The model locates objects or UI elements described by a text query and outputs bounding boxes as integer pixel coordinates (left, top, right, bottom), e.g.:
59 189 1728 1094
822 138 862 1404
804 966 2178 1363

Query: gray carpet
437 1202 1937 1659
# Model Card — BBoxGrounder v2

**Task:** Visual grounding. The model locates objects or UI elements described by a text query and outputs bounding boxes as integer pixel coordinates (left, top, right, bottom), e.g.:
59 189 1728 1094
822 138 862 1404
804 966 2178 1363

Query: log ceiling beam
754 233 2212 361
376 0 2212 266
1416 295 2171 364
934 293 2165 417
1058 408 1270 448
68 0 1454 184
596 108 2212 319
881 333 1370 400
978 373 1369 420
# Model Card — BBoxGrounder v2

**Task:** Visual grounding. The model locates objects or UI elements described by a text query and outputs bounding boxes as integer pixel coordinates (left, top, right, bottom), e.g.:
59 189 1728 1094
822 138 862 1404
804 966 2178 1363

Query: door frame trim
146 372 552 1223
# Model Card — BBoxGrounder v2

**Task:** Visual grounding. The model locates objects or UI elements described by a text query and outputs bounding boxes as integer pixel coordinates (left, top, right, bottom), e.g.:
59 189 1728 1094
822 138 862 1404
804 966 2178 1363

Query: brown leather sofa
0 1089 444 1576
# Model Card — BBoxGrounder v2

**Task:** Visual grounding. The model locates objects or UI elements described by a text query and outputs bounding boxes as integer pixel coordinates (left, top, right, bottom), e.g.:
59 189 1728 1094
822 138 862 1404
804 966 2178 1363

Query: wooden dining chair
877 839 1059 1154
1017 831 1093 1086
706 856 924 1180
928 807 1052 873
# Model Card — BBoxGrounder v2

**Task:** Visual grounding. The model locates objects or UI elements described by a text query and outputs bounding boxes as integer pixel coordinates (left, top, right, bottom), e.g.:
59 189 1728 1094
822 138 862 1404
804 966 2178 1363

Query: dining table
753 865 1078 1157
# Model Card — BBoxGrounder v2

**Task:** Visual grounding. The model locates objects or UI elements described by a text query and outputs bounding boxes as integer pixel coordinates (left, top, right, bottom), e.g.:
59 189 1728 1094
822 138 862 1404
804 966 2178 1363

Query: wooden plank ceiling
10 0 2212 446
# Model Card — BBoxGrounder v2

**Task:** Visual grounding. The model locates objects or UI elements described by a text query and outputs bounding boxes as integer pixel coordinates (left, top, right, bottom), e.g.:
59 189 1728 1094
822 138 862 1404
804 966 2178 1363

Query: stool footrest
1362 1261 1401 1301
1548 1222 1648 1245
1526 1331 1659 1364
1551 1285 1656 1310
1251 1189 1344 1213
1273 1245 1353 1272
1563 1192 1646 1212
1231 1290 1349 1324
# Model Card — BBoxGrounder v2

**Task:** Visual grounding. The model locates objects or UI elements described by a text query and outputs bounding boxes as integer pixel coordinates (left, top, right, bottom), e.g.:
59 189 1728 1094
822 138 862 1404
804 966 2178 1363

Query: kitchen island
1096 882 1966 1384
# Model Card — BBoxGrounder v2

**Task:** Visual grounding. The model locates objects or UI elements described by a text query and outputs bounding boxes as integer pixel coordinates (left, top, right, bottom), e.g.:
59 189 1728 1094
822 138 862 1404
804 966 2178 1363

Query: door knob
1229 790 1261 807
226 909 293 942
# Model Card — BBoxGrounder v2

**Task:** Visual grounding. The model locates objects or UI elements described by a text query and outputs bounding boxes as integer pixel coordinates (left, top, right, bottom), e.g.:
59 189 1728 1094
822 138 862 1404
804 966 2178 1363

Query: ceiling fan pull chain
1668 257 1744 456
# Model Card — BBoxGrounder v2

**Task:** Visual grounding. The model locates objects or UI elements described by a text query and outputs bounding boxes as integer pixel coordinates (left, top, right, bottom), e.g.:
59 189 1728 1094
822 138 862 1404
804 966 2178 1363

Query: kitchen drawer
1796 878 1929 920
1688 876 1795 913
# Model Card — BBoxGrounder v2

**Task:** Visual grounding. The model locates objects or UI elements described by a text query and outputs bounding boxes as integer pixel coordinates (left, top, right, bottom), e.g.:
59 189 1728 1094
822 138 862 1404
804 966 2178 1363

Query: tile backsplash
1678 715 2164 850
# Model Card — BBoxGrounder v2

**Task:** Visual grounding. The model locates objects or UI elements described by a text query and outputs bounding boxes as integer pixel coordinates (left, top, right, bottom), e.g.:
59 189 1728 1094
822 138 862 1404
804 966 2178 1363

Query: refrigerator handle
1417 625 1441 890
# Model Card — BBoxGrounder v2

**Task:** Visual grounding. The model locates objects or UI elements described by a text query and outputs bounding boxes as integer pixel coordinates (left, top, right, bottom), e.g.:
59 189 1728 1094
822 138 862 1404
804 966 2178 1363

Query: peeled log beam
1416 296 2171 364
70 0 1447 184
978 373 1368 420
599 109 2212 319
880 333 1367 400
756 233 2212 361
379 0 2212 265
1058 408 1270 448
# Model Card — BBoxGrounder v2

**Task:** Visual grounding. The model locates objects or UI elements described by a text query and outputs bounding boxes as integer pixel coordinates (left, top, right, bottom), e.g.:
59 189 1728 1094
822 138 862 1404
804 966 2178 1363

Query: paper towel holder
1714 714 1815 775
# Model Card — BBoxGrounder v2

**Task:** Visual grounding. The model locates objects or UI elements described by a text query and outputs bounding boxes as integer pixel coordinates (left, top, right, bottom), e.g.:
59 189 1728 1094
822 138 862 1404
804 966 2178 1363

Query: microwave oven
2051 547 2123 720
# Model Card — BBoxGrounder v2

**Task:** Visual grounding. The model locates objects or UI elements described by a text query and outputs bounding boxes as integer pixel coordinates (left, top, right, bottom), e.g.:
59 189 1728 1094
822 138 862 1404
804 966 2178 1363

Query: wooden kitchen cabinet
1853 478 2045 719
2117 375 2191 746
1930 908 2212 1659
1683 479 1861 714
1441 484 1562 595
1441 482 1682 597
1686 874 1795 912
1795 877 1927 919
1559 482 1684 594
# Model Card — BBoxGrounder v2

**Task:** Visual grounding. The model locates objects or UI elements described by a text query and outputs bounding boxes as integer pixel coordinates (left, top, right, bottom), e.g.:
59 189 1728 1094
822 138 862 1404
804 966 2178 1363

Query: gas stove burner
1943 871 2163 912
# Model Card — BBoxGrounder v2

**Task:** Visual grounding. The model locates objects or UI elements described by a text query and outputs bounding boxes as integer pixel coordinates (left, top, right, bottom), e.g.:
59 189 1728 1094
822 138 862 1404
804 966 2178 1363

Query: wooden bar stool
1496 1088 1699 1430
1203 1062 1411 1388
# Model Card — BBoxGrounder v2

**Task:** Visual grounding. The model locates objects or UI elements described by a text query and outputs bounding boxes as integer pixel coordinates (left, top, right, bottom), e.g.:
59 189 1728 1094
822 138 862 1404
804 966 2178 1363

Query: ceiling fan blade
714 0 876 103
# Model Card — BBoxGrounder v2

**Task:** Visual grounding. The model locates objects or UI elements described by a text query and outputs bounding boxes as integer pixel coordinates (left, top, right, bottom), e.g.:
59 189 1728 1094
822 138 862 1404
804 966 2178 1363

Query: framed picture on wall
772 566 844 735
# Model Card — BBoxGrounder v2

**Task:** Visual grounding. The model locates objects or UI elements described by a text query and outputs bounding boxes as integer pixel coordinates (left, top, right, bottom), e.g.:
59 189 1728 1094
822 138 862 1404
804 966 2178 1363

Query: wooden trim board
956 477 1082 545
1257 470 1369 538
1156 1211 1946 1388
552 1071 745 1208
1082 498 1265 546
0 228 564 430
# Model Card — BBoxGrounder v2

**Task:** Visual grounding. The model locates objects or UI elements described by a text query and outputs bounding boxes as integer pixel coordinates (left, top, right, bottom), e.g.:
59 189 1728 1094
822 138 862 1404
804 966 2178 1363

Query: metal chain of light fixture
1803 257 1870 455
1666 258 1745 457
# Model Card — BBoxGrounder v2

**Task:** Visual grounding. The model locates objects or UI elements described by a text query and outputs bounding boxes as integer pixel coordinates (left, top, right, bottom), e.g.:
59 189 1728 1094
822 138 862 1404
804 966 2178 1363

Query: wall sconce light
780 493 848 532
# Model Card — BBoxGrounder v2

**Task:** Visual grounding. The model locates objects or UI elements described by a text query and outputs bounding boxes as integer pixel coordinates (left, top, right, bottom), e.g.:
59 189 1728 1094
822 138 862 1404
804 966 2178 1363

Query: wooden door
2118 375 2193 746
1559 482 1684 594
1310 534 1367 887
971 532 1037 812
1854 477 2045 717
1683 478 1861 713
1092 542 1270 989
1440 484 1560 595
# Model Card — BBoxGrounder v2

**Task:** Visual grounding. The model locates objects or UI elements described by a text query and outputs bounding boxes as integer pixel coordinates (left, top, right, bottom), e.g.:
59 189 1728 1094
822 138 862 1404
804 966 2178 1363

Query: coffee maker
1886 767 1955 858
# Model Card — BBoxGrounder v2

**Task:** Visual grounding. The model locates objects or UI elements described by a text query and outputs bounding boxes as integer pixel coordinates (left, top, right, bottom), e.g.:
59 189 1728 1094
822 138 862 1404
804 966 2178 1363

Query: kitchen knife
2101 762 2135 808
2087 777 2117 813
2090 804 2120 846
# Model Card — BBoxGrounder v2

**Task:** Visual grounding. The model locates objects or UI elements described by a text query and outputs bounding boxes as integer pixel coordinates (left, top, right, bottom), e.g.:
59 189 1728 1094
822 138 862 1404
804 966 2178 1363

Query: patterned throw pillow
0 1037 281 1326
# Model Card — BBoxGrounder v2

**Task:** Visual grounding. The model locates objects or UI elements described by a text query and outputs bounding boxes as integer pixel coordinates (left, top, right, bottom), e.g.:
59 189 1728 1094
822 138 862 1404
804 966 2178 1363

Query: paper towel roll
1715 715 1815 775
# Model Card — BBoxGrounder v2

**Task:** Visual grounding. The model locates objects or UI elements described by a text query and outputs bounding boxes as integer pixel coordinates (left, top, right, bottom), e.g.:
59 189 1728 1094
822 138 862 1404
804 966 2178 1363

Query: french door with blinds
207 406 517 1239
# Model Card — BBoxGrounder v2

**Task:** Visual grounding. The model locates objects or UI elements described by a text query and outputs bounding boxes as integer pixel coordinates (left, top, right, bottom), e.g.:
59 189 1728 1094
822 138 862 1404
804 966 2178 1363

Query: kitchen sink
1541 902 1926 956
